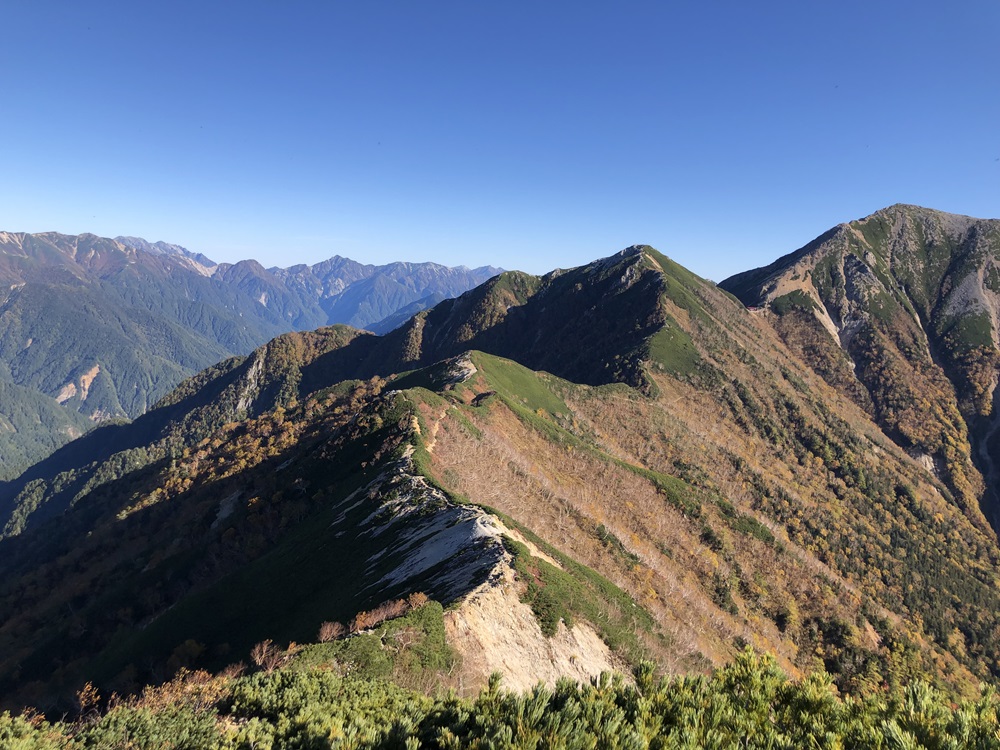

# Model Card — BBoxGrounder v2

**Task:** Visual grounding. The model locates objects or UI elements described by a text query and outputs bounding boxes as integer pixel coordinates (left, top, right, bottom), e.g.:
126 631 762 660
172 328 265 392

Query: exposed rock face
351 452 507 604
349 452 625 691
445 567 626 694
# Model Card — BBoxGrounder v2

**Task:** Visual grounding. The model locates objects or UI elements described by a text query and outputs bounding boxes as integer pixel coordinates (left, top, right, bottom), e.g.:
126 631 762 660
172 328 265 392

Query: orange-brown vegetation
349 592 430 634
428 330 990 693
318 621 347 643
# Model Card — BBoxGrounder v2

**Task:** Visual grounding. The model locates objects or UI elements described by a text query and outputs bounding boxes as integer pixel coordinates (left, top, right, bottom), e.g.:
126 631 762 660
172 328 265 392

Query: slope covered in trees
721 205 1000 530
3 236 1000 721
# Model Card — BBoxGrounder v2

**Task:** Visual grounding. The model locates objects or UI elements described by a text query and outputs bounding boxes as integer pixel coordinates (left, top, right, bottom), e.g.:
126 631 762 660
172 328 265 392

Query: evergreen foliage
5 649 1000 748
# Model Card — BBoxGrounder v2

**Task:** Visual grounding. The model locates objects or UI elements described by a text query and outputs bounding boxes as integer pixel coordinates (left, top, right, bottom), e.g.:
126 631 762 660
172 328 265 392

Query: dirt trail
424 406 450 454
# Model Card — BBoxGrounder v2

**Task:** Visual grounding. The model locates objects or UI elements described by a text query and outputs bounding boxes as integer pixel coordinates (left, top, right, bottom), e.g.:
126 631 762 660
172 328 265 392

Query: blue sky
1 1 996 280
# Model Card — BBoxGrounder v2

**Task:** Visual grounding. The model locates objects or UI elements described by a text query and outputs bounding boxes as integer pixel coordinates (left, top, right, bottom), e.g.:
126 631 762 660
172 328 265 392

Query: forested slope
722 205 1000 529
3 240 1000 721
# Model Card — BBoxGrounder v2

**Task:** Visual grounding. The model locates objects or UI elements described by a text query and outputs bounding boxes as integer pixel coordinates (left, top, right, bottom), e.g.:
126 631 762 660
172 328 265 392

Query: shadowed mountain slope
297 245 717 393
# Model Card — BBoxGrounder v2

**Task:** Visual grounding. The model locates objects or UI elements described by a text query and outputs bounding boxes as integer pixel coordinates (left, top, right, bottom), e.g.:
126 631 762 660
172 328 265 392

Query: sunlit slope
722 205 1000 528
423 342 998 691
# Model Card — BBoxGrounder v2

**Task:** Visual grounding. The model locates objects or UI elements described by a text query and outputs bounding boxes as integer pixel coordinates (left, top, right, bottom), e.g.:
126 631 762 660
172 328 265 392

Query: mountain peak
621 244 649 256
721 203 1000 534
8 224 1000 709
115 235 218 267
851 205 996 243
582 244 655 275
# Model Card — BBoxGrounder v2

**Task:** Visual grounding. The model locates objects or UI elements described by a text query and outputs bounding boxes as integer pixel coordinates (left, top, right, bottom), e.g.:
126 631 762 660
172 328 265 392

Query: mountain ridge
5 230 1000 710
0 230 500 479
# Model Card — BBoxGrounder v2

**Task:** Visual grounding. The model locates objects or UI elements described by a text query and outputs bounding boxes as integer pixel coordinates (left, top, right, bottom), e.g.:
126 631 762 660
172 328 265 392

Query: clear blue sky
1 1 996 280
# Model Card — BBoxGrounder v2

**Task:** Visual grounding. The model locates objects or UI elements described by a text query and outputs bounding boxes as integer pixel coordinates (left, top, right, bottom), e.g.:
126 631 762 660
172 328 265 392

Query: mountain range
0 231 500 479
3 205 1000 721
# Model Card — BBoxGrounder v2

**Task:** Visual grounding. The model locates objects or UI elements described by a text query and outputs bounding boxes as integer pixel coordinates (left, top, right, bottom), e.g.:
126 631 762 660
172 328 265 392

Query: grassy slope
0 351 650 713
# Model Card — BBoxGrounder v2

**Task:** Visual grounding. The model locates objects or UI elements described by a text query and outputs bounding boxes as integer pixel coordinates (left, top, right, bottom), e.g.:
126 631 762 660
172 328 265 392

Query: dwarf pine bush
6 648 1000 748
